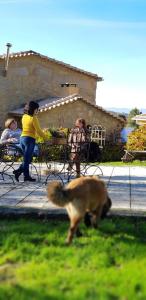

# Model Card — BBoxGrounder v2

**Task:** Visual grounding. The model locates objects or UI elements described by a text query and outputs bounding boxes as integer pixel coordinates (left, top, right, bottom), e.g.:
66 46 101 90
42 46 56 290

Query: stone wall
0 56 97 128
38 100 123 137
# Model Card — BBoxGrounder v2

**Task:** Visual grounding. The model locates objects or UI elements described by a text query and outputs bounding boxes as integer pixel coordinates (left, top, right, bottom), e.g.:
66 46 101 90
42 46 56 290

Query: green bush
126 125 146 150
101 143 125 162
37 144 70 163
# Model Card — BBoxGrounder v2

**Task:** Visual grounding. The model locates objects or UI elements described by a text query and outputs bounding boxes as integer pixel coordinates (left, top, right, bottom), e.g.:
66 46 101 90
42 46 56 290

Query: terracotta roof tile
9 94 125 123
0 50 102 80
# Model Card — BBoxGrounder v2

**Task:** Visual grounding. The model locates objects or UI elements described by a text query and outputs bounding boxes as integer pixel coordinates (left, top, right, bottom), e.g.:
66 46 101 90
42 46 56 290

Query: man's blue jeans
18 136 35 178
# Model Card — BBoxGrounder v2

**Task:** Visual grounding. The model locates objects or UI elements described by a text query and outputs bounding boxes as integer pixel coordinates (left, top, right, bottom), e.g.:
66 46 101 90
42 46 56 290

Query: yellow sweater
21 114 47 140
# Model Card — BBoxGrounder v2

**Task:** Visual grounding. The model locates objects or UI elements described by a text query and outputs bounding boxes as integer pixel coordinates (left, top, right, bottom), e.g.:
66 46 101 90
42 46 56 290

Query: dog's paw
76 229 83 238
65 239 71 246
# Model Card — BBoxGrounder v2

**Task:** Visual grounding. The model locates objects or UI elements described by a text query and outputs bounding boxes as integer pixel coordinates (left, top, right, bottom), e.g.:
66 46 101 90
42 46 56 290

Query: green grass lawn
0 217 146 300
100 160 146 167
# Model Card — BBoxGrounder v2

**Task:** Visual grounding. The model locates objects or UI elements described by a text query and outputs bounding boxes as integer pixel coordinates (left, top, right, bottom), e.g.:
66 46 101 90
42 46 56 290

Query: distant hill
106 107 130 114
105 107 146 114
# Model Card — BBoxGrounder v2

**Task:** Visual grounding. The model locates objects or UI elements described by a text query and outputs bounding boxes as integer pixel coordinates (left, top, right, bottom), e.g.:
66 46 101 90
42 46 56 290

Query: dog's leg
101 196 112 219
91 205 103 229
91 214 98 229
66 218 81 245
84 212 92 227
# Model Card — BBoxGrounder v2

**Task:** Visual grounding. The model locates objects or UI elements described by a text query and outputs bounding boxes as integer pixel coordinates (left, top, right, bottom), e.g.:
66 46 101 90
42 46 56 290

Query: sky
0 0 146 111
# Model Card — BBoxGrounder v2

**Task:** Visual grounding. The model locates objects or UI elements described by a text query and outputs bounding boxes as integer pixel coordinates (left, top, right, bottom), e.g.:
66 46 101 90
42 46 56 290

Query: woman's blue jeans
18 136 35 178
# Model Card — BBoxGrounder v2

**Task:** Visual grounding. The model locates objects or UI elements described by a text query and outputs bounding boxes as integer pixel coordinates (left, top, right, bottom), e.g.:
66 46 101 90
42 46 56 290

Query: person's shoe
66 165 72 171
24 176 36 182
13 170 21 182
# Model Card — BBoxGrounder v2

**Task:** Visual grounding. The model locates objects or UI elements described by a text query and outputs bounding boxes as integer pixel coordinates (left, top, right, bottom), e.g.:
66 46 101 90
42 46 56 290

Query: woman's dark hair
24 101 39 116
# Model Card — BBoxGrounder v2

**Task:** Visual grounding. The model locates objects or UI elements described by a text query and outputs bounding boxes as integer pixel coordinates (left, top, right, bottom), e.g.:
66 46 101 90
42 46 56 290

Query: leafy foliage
36 128 52 143
101 143 125 162
36 127 69 143
126 125 146 150
49 127 69 138
127 107 141 128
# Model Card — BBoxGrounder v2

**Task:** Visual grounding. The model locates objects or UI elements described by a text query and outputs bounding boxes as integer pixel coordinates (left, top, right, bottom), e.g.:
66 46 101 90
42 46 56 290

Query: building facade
0 49 125 141
0 50 102 128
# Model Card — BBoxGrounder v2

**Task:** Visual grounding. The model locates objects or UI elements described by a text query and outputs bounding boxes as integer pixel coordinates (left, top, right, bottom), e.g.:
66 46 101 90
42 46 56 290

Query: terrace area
0 164 146 217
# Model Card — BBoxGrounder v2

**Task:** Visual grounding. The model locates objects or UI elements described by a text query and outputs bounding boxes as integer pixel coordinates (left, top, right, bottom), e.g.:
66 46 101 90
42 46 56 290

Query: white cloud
45 18 146 30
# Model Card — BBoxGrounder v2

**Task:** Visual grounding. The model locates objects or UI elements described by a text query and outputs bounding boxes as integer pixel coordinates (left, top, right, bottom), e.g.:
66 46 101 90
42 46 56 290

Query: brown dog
47 176 111 244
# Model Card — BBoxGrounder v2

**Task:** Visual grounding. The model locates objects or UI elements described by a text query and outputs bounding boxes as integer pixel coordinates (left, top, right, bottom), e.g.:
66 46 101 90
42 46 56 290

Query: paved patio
0 164 146 217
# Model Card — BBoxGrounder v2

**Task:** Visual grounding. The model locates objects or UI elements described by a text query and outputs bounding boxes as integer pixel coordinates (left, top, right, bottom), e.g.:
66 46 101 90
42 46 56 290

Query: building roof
9 94 125 123
132 114 146 120
0 50 102 80
132 114 146 125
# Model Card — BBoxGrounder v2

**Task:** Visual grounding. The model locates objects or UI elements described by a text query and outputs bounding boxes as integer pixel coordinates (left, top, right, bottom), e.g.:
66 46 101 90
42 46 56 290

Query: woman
0 118 22 155
13 101 47 182
68 118 90 177
0 118 21 145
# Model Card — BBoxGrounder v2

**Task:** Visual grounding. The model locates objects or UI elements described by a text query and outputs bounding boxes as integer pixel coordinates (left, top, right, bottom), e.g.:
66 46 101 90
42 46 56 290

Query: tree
126 125 146 150
127 107 141 128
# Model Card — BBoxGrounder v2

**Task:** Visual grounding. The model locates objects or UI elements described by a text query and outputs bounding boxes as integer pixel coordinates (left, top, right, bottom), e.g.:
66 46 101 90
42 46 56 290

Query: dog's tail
47 181 71 207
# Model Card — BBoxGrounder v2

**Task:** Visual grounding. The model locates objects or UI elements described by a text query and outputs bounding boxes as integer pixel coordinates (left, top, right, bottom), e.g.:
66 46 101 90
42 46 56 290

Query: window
90 125 106 148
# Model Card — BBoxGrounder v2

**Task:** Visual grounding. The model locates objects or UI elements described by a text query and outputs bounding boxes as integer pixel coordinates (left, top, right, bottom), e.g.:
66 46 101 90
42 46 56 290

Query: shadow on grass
0 215 146 248
99 216 146 243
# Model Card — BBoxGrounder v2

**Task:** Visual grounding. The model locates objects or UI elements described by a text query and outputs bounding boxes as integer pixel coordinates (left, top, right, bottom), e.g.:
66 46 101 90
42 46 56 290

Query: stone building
0 49 125 140
10 95 124 142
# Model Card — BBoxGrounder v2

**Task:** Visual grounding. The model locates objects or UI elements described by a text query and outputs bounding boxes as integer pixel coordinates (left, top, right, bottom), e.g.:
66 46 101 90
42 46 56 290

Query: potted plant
49 127 68 145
